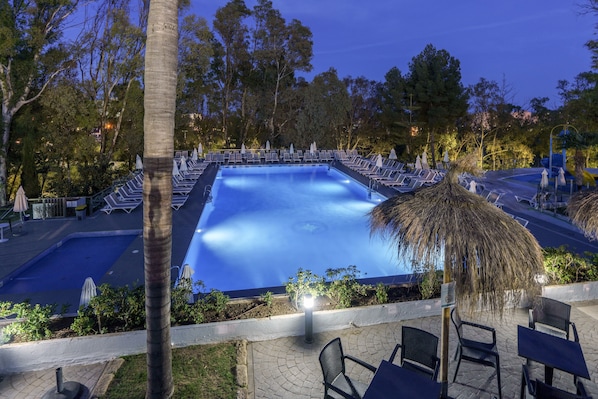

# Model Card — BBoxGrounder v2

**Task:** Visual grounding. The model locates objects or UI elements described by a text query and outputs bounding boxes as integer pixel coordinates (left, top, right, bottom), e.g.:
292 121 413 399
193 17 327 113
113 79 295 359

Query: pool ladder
203 185 213 203
368 179 378 199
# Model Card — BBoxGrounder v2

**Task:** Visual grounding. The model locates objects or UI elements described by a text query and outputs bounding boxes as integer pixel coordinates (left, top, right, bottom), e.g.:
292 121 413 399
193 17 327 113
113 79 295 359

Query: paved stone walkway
250 302 598 399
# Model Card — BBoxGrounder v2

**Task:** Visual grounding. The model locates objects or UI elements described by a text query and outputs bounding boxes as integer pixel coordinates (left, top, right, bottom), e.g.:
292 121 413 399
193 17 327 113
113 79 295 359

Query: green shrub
374 283 389 304
419 270 442 300
543 246 598 284
260 291 274 308
201 290 229 314
171 278 200 325
0 301 58 341
285 268 326 309
325 266 369 309
71 283 145 335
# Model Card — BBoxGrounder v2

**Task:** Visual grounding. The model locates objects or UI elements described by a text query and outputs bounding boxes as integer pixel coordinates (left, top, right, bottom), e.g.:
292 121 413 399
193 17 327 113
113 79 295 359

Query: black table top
517 325 590 380
363 360 441 399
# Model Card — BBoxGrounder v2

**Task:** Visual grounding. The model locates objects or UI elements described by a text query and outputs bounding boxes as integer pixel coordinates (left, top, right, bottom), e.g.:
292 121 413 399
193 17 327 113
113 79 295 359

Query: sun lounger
171 195 189 210
101 192 141 214
394 179 424 193
515 192 549 209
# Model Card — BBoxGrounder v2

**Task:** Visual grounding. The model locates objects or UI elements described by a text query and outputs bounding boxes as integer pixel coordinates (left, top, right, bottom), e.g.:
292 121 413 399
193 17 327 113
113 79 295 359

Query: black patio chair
451 307 502 399
520 364 591 399
388 326 439 380
318 337 377 399
529 296 579 342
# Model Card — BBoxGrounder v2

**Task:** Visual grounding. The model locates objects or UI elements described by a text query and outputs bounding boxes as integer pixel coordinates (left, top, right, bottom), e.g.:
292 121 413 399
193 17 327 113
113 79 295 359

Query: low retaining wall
1 281 596 374
0 299 441 374
542 280 598 302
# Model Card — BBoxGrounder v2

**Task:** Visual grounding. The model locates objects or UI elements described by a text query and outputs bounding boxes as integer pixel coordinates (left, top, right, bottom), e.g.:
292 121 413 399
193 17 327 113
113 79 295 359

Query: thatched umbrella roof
567 189 598 240
369 157 544 391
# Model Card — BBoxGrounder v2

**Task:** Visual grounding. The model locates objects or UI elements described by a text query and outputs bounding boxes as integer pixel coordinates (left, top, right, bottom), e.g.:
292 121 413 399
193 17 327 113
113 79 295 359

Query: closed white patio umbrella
13 186 28 221
177 264 195 303
198 143 203 156
421 151 429 169
376 154 383 168
540 169 549 189
172 159 180 177
469 180 477 194
389 148 397 160
266 140 270 150
135 154 143 170
289 143 294 154
241 143 246 154
79 277 97 308
179 156 188 172
191 148 198 162
415 155 422 170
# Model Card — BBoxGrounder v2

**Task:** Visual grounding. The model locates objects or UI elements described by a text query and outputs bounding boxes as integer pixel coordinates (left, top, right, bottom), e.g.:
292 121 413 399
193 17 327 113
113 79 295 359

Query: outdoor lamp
304 294 314 344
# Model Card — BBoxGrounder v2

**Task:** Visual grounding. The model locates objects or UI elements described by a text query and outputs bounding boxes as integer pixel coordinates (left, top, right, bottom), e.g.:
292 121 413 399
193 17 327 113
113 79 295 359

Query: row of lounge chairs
461 177 530 227
204 149 336 164
515 191 568 211
341 154 444 192
100 158 207 214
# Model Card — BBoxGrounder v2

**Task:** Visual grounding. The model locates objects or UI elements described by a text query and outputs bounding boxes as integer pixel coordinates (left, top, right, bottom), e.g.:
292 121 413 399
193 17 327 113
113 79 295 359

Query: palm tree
143 0 178 397
369 156 543 396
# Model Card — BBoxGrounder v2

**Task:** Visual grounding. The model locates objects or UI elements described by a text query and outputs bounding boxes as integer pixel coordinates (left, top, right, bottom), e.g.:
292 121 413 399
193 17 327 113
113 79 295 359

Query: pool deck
1 164 598 398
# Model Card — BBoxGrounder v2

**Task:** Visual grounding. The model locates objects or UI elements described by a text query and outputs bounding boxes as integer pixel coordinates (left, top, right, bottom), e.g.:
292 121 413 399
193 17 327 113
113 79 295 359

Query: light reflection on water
182 165 411 292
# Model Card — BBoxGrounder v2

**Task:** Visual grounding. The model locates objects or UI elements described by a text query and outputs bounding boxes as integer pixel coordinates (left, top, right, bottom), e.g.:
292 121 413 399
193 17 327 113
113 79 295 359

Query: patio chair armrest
345 355 377 373
326 382 360 399
388 344 401 363
576 378 589 396
571 321 580 343
462 320 497 343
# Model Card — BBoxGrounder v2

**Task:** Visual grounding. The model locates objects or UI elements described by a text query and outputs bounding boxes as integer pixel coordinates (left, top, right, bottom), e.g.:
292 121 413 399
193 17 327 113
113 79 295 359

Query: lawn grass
102 342 238 398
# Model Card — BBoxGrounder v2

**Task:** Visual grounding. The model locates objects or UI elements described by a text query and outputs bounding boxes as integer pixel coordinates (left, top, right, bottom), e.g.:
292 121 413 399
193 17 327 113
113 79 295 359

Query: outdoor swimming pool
182 165 411 294
0 231 139 296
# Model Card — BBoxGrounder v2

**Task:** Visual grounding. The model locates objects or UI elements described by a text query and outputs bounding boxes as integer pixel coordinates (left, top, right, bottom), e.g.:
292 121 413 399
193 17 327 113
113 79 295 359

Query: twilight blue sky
193 0 596 108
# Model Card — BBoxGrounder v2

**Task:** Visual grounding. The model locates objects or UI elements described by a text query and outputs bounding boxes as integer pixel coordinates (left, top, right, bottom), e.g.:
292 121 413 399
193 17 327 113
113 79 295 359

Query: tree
0 0 80 205
77 0 147 163
213 0 251 147
405 44 469 168
143 0 178 396
294 68 350 149
252 0 313 142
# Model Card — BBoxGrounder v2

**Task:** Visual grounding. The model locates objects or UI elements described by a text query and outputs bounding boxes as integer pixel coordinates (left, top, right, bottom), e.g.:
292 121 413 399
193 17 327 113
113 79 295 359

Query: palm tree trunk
144 0 178 397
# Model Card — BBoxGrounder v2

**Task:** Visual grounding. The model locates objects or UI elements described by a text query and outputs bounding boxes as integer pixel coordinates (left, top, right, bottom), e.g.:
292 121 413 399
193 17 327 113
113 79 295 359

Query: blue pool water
0 233 138 295
183 165 410 293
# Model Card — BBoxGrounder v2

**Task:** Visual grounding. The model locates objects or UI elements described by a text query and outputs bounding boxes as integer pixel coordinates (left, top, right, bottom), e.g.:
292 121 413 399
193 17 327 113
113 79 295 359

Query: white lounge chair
101 193 141 214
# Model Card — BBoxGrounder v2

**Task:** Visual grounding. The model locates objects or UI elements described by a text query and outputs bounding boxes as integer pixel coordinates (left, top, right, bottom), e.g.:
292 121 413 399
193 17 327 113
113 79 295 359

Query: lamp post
304 294 314 344
549 123 578 178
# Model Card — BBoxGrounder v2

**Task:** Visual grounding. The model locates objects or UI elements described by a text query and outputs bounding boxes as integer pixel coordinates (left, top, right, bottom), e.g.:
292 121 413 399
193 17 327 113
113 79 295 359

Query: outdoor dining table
362 359 441 399
517 325 590 386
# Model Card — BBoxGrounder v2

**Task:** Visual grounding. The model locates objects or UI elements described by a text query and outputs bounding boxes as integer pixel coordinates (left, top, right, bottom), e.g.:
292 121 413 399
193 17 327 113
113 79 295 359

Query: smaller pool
0 231 139 295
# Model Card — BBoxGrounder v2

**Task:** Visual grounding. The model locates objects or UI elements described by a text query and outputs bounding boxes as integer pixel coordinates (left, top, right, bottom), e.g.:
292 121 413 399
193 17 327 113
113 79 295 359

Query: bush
325 266 369 309
71 283 145 335
374 283 389 304
285 268 326 309
0 301 59 341
418 270 442 300
543 246 598 284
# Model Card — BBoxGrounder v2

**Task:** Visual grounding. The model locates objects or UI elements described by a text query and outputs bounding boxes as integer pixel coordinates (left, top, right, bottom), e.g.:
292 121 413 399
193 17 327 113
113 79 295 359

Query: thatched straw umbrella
369 156 543 395
568 189 598 240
